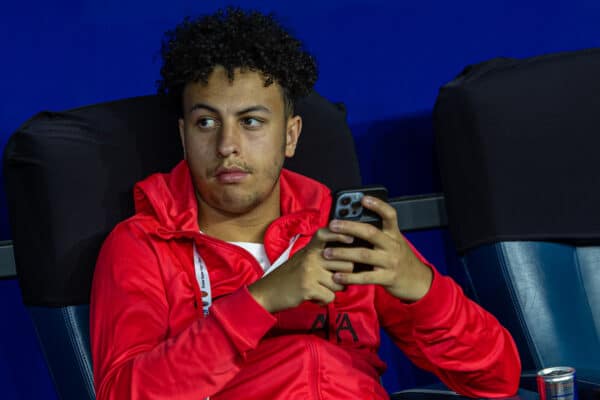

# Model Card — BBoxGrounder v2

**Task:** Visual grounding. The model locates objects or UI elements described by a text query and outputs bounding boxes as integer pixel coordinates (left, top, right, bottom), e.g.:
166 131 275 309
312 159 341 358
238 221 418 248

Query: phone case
328 186 388 272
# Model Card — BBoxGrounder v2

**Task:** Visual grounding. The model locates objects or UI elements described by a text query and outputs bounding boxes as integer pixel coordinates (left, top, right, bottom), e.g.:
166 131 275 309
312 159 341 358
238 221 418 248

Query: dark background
2 1 599 398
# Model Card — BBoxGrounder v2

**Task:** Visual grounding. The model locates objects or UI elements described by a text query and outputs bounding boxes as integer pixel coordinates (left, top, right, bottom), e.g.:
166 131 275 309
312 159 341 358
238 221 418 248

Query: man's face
178 66 301 217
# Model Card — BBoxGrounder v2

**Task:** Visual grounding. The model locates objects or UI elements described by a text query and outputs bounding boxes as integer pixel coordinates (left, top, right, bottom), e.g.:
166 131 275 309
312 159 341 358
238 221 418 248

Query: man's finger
332 270 382 286
328 219 385 247
362 195 399 232
310 228 354 249
323 246 383 268
321 259 354 273
310 285 336 305
318 273 345 292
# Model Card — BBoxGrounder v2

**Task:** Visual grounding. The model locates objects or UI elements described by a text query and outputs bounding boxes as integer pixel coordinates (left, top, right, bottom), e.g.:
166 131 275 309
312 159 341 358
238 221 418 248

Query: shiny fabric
90 161 521 399
462 242 600 374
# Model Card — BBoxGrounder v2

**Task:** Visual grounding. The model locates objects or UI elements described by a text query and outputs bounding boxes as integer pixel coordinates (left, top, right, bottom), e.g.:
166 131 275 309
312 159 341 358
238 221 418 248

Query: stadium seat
3 92 361 400
434 48 600 399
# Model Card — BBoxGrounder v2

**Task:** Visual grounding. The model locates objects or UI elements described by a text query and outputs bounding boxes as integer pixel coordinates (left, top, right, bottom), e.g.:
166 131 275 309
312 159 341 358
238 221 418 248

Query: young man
90 8 520 400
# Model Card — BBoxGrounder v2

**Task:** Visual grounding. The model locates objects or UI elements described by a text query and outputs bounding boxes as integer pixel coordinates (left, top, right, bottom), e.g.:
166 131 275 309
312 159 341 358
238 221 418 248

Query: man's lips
214 167 250 183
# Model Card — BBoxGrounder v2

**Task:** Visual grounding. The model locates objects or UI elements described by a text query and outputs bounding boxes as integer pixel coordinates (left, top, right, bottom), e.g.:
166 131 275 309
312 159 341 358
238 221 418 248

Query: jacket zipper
307 338 322 400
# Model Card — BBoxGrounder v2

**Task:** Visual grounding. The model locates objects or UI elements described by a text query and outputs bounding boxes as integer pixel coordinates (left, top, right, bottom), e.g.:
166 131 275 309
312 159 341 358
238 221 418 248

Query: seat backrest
434 48 600 377
3 92 361 400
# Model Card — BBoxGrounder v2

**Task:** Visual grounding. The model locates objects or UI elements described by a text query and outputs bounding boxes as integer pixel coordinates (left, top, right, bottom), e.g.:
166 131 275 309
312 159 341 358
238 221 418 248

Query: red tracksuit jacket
90 160 520 399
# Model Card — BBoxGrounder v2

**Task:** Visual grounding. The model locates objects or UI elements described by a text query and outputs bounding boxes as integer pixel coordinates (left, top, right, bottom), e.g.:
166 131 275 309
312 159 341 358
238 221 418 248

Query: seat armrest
519 371 538 392
28 305 95 400
390 387 462 399
390 193 447 232
0 240 16 278
391 382 539 399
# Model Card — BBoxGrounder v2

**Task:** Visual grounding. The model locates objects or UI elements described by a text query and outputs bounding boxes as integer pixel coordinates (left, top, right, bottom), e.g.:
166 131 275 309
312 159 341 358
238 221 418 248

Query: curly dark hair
157 7 318 116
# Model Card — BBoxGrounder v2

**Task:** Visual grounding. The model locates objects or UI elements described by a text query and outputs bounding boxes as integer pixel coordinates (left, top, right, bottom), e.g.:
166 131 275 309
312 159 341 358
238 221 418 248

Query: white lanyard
193 242 212 316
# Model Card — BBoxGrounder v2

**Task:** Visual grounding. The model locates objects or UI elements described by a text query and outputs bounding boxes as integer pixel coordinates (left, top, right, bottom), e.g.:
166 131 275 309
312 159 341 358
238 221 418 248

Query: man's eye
197 118 217 129
242 117 263 128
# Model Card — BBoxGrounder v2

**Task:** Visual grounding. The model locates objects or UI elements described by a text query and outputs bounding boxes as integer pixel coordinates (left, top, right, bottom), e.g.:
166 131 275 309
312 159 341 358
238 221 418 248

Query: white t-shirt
229 241 271 271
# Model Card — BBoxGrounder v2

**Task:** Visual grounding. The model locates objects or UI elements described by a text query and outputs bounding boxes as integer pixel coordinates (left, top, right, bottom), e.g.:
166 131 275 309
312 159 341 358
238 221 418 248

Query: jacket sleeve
375 241 521 398
90 222 276 400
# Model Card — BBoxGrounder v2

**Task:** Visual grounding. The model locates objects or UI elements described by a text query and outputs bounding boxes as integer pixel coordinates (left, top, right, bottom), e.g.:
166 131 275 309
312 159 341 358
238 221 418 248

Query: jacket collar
133 160 332 246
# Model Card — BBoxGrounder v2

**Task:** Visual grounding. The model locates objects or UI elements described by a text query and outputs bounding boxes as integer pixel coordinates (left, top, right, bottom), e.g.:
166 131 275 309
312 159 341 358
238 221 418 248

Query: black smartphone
328 186 388 272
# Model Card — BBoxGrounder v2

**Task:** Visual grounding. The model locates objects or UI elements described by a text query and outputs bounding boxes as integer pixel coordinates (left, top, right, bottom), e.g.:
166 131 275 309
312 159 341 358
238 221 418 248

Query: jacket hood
133 160 332 236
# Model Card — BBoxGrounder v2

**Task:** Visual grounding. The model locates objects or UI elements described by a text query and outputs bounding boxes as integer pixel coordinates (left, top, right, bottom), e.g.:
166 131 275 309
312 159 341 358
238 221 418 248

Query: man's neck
197 188 281 243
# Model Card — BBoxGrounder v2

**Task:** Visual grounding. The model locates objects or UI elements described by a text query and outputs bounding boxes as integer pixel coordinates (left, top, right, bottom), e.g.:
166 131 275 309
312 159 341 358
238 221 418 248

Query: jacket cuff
403 265 459 328
210 286 277 354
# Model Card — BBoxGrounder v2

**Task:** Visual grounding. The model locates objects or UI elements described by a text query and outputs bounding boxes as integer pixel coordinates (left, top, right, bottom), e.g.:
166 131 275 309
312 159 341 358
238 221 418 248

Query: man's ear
284 115 302 158
178 118 187 159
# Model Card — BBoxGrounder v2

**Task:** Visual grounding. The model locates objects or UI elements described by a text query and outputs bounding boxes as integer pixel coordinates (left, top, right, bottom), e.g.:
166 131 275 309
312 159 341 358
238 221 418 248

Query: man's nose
217 122 240 158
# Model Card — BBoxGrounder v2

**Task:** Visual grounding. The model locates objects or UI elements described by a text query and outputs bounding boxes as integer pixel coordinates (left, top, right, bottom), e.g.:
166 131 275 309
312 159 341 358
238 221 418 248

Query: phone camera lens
339 209 349 217
341 196 351 205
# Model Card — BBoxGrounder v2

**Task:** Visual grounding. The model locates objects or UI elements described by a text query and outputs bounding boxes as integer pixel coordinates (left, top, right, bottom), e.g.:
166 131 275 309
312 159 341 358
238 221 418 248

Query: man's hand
327 195 433 302
248 229 355 313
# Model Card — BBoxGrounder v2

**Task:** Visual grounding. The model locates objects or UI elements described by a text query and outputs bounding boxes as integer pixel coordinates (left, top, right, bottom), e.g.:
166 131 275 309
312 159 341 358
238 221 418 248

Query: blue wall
2 1 600 398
